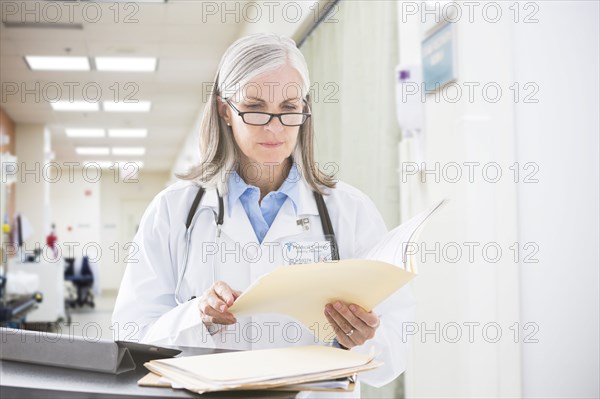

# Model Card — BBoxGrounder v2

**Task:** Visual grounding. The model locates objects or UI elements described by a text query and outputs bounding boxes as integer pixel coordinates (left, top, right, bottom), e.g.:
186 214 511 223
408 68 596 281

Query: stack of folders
140 345 381 394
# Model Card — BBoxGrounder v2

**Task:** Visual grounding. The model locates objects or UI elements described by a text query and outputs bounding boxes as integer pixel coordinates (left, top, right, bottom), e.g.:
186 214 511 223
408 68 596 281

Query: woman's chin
250 153 292 167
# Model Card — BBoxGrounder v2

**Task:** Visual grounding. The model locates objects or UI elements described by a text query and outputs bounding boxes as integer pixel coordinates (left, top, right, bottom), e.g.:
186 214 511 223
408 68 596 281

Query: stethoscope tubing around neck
175 189 224 305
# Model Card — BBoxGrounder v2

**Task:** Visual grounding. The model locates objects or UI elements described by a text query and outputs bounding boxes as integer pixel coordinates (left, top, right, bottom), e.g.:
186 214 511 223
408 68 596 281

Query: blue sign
422 23 456 92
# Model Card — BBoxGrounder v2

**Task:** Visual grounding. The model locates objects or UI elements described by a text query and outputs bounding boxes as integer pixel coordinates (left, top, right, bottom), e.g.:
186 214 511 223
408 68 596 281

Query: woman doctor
112 33 415 394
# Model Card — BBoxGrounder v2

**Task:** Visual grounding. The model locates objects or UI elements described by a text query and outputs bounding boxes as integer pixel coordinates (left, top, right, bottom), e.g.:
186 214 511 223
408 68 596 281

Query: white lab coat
112 178 415 398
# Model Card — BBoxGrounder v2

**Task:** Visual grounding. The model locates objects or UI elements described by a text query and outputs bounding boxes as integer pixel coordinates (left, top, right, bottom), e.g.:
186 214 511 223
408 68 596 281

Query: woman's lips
259 142 283 149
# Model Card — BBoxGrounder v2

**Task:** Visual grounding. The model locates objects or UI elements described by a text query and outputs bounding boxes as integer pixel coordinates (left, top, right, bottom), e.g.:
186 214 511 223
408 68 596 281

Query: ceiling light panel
76 147 110 155
108 129 148 138
112 147 146 156
25 56 90 71
95 57 157 72
66 129 105 138
51 101 99 111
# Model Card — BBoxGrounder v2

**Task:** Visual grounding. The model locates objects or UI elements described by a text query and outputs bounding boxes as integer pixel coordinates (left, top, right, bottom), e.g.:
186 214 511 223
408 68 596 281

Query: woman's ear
216 96 231 126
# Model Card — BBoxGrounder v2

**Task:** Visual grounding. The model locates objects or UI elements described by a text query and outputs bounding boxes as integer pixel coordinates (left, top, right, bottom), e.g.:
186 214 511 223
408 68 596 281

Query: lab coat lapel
261 199 303 244
296 178 320 216
220 197 258 245
262 181 320 244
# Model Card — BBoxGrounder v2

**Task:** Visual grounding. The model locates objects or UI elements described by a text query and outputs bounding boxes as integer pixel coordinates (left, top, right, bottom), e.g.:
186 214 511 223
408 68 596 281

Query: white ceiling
0 1 246 171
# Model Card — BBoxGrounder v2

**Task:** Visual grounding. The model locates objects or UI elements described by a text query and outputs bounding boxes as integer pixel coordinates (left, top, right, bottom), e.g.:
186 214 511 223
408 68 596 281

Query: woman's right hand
198 281 241 326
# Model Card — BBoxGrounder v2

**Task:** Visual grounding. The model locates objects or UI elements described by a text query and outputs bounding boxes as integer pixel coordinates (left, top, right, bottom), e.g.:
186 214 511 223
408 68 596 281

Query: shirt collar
226 163 301 215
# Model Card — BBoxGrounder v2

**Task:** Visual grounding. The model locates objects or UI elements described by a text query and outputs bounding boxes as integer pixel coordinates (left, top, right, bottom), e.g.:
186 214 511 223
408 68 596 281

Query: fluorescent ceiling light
103 101 151 112
76 147 110 155
66 128 105 138
25 56 90 71
112 147 145 156
95 57 157 72
51 101 99 112
108 129 148 138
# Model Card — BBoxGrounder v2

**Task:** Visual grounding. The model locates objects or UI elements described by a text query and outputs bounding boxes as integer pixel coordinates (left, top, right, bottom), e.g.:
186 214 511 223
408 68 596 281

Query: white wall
50 168 102 261
100 171 170 291
399 1 599 398
14 124 50 247
400 3 521 396
513 3 600 397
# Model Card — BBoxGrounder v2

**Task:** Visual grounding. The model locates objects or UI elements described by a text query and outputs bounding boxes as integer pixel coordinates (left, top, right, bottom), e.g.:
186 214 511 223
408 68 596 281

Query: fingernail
219 305 226 312
350 305 356 312
334 302 342 310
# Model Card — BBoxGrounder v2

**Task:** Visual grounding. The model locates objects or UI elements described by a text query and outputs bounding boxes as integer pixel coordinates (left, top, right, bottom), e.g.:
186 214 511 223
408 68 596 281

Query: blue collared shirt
227 164 301 243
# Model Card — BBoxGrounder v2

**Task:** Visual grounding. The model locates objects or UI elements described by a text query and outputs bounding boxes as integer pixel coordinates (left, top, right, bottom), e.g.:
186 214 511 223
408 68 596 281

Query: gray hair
178 32 336 195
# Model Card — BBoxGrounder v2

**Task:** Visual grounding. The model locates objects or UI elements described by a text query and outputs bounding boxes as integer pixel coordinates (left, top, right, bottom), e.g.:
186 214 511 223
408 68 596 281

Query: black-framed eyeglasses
225 99 311 127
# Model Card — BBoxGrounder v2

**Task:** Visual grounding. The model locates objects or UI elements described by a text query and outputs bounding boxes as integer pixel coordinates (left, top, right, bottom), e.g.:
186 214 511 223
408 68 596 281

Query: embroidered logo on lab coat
283 240 333 265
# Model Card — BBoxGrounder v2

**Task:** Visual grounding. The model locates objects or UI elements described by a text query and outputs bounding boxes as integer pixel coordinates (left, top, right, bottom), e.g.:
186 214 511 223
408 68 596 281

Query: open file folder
143 345 380 394
228 199 447 341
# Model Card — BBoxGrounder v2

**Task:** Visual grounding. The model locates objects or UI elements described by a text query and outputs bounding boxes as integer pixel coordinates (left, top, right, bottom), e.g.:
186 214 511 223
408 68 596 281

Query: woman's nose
265 115 285 133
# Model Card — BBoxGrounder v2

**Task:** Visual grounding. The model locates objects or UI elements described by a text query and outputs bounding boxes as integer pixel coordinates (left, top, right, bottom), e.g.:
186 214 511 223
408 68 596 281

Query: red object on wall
85 189 92 197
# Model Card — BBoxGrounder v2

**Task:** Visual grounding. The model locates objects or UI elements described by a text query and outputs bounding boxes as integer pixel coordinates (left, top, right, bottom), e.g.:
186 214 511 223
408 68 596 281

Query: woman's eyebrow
245 96 265 103
244 97 301 105
281 98 301 105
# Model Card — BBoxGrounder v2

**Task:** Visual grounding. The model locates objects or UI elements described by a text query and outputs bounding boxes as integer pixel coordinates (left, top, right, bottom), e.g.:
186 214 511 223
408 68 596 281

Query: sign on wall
421 23 457 92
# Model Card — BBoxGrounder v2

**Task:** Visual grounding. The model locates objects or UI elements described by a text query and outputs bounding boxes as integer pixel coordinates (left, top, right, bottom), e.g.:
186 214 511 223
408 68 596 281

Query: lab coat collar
196 178 320 245
199 176 319 217
225 165 301 216
197 186 257 244
259 179 321 244
296 178 320 216
196 185 220 210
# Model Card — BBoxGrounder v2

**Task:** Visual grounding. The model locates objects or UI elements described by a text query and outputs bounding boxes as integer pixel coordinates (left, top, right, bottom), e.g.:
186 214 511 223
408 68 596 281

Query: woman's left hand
324 301 380 349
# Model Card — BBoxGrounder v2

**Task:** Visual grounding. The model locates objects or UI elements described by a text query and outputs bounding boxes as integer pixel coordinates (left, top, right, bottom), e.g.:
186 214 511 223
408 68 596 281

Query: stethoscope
174 185 338 305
